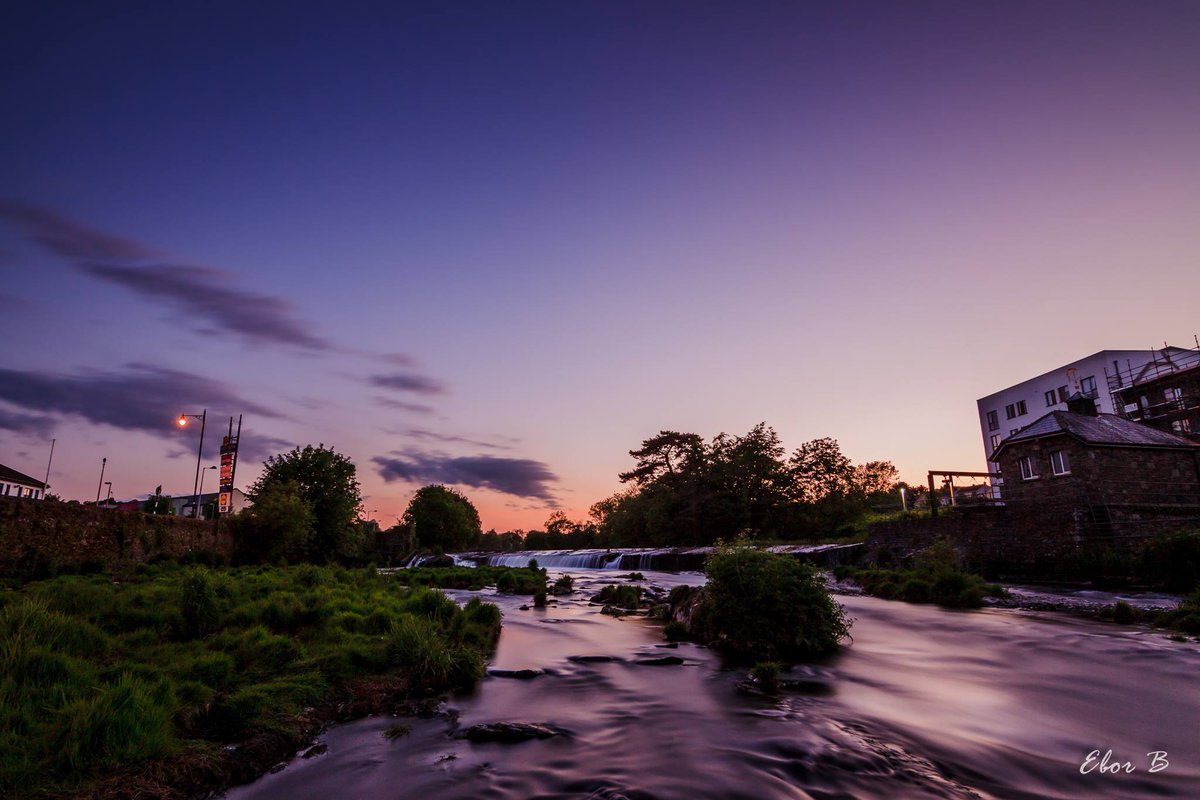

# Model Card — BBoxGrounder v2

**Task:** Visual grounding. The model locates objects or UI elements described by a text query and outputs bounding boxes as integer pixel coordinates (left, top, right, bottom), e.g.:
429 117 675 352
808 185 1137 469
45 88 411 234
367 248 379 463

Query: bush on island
673 541 850 661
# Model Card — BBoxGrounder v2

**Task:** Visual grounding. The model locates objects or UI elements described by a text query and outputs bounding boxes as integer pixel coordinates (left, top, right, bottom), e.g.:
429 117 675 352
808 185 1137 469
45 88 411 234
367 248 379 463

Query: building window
1058 386 1069 403
1016 400 1027 416
1044 390 1057 407
1050 450 1070 476
986 410 999 431
1019 456 1039 480
1005 404 1016 420
1080 375 1097 398
1010 428 1019 436
990 434 1001 450
1172 419 1192 434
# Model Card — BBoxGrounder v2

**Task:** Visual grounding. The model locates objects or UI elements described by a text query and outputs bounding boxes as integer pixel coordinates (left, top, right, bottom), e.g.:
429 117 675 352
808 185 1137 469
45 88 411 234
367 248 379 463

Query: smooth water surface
226 569 1199 799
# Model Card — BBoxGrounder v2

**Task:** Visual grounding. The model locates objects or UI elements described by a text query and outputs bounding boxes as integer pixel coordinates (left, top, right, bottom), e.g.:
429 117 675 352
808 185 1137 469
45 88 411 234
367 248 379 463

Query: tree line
230 423 902 562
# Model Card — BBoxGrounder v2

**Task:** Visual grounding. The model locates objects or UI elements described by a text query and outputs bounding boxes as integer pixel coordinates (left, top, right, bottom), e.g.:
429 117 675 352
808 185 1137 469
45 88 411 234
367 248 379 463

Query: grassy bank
0 562 506 798
392 563 548 594
835 540 1005 609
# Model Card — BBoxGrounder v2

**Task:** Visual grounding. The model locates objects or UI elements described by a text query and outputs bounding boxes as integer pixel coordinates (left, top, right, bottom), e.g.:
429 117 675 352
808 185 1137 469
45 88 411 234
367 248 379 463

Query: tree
403 485 482 552
618 431 705 487
788 438 855 502
248 444 362 563
232 480 315 564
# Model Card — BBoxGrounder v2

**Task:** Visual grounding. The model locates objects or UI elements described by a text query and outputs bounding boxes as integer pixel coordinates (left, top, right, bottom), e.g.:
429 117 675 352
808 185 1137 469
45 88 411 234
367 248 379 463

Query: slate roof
990 412 1200 461
0 463 45 488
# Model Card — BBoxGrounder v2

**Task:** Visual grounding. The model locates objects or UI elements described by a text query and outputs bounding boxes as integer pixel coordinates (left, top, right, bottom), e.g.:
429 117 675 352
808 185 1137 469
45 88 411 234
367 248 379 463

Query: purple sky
2 1 1198 529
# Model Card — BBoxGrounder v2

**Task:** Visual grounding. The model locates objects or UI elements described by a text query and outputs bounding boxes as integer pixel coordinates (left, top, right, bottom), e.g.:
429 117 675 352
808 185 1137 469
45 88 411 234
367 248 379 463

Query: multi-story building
976 346 1191 473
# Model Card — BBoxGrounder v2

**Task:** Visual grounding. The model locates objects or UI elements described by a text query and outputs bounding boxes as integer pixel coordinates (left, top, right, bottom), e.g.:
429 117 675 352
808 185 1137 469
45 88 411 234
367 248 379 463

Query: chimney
1066 391 1098 416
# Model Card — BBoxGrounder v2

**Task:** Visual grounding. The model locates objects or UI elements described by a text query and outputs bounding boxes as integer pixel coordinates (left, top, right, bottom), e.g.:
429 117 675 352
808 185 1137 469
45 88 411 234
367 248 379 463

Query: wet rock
458 722 566 743
656 642 679 649
301 743 328 759
568 655 620 663
635 655 684 666
423 554 455 568
487 668 543 680
269 762 288 774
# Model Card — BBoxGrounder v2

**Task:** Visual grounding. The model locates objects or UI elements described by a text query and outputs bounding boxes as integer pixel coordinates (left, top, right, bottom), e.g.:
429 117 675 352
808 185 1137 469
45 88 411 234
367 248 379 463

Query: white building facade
976 347 1189 473
0 463 47 499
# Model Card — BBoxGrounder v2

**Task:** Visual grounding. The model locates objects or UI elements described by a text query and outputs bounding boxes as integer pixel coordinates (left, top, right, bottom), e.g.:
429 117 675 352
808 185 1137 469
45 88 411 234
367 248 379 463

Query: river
225 568 1199 799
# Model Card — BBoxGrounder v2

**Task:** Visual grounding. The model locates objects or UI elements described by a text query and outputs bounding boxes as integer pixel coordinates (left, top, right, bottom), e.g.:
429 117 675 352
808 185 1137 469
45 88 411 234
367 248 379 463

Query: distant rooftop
0 463 45 488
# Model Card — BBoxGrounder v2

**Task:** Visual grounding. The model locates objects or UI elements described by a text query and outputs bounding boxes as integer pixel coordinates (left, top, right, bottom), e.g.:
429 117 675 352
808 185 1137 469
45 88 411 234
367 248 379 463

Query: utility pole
95 457 107 504
43 438 55 498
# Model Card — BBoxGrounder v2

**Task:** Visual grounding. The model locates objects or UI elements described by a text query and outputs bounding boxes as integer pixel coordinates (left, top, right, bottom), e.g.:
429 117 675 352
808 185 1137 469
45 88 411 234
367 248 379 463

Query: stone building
988 395 1200 509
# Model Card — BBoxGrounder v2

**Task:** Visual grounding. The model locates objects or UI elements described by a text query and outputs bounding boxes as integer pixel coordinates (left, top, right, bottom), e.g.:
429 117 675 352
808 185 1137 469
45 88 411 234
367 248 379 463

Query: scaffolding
926 470 1002 517
1105 337 1200 438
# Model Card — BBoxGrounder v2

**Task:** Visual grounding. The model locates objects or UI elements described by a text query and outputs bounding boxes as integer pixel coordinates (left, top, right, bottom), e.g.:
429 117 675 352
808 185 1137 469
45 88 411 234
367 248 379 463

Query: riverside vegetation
834 539 1007 609
0 561 524 798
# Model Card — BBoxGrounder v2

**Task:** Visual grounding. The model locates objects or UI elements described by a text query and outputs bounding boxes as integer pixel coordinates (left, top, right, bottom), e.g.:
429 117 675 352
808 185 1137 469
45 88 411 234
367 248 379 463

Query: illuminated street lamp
177 409 207 518
197 465 217 519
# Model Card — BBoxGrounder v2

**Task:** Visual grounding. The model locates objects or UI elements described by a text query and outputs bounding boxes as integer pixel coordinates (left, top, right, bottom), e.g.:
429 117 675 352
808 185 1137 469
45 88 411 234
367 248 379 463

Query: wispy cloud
79 263 329 350
374 397 436 414
0 201 330 351
402 428 512 450
0 363 280 437
0 200 162 261
369 373 447 395
374 451 559 503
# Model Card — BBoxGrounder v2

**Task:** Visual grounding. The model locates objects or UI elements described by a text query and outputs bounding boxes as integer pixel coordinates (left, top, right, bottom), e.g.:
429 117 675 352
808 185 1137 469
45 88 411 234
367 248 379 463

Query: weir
453 543 862 572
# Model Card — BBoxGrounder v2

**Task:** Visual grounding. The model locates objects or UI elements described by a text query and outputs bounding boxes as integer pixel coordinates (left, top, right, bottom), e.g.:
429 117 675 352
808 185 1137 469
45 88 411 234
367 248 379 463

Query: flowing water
226 569 1200 799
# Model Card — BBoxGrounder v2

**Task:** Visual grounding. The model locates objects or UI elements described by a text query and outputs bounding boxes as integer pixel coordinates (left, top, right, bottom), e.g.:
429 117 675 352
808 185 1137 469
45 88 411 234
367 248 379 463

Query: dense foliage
0 563 500 796
835 540 1006 609
395 564 547 595
402 485 482 552
245 444 363 563
683 543 850 661
592 424 898 546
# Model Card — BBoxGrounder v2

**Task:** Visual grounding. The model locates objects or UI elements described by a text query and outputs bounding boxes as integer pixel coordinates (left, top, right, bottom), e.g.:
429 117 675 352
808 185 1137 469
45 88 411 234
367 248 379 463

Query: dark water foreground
225 570 1199 799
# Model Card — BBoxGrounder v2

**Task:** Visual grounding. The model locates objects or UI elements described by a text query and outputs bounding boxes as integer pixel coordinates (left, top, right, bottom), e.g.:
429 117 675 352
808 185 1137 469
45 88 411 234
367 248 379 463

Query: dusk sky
2 1 1198 530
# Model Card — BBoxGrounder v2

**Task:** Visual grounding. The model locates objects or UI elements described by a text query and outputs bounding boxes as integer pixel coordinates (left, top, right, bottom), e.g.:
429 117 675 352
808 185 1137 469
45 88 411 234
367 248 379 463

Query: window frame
1049 450 1070 476
1006 404 1016 420
1044 390 1057 407
987 410 999 431
1019 455 1039 480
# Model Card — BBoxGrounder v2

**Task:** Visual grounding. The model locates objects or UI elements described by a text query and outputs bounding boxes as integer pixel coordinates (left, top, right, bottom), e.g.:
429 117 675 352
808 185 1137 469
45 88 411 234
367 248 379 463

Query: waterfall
454 543 861 572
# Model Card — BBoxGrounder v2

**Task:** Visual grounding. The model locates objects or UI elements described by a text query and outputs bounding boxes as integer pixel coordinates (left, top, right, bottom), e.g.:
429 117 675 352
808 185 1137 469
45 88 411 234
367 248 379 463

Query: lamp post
177 410 207 518
104 482 113 504
197 465 217 519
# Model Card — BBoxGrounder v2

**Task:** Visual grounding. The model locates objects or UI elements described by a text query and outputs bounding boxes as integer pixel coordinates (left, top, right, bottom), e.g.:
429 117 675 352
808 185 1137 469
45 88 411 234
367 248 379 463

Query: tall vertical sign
218 415 242 515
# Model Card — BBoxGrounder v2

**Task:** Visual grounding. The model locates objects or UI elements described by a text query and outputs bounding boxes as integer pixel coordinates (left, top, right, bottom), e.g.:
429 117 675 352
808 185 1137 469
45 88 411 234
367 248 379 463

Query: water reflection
226 569 1200 799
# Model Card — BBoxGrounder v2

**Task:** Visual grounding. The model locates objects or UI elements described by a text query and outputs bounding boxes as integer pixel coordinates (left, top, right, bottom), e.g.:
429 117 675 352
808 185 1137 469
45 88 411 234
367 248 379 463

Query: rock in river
458 723 567 743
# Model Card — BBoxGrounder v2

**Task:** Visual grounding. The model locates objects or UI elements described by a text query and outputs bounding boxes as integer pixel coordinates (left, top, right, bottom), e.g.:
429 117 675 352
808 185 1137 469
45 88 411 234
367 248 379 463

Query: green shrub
1112 600 1136 624
700 543 849 660
595 584 642 609
179 568 220 639
49 672 175 772
533 590 548 608
553 574 574 593
751 661 782 693
663 621 688 641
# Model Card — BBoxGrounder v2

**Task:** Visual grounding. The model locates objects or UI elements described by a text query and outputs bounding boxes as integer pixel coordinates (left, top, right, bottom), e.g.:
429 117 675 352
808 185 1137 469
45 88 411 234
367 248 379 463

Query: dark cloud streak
0 364 280 438
80 263 329 350
374 451 559 503
0 200 162 261
369 373 446 395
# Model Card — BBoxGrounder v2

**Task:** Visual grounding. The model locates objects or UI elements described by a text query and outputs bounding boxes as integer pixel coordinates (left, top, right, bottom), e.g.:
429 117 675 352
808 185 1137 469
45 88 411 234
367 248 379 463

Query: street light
197 465 217 519
177 409 207 518
104 481 113 504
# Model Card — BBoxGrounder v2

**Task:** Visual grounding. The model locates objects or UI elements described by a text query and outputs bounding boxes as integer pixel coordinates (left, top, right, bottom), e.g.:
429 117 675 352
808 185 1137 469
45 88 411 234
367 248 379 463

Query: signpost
218 415 242 515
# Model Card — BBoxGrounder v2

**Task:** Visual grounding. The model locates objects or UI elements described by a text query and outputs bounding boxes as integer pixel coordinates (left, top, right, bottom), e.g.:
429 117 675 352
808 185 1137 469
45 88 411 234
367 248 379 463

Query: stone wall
0 496 233 575
866 505 1087 576
866 500 1200 578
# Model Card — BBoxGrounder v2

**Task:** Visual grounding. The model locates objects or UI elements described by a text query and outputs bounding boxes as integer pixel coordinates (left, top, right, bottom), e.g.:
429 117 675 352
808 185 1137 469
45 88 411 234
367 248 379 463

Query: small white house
0 463 47 499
